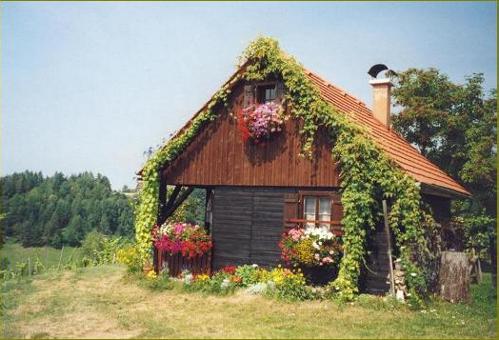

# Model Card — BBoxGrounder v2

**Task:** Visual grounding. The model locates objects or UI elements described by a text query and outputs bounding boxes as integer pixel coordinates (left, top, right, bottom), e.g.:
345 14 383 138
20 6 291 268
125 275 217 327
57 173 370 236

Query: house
136 38 470 294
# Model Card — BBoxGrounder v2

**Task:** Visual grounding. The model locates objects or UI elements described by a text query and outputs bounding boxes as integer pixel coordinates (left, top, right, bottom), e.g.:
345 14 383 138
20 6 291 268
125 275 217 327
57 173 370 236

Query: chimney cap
369 78 392 86
368 64 389 78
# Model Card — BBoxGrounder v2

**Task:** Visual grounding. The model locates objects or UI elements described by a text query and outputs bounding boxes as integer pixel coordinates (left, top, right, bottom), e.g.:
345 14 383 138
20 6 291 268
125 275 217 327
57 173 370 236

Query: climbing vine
136 36 432 304
135 80 236 259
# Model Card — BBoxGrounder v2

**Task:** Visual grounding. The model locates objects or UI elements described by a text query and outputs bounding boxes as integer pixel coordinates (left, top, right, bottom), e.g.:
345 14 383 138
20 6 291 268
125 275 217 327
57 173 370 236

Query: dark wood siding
212 187 290 269
162 83 340 187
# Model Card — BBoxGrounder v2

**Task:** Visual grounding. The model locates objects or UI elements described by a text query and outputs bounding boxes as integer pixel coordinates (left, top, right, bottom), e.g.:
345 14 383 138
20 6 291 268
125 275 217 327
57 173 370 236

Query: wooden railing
156 249 211 277
285 219 343 236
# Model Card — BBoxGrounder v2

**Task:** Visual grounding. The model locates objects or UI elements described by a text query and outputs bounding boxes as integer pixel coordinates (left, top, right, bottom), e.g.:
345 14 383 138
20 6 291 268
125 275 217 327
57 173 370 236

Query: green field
1 264 496 339
0 242 82 271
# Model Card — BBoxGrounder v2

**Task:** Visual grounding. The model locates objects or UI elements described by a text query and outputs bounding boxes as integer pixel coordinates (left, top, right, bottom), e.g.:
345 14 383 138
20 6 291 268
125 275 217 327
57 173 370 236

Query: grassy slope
1 265 496 339
0 242 82 269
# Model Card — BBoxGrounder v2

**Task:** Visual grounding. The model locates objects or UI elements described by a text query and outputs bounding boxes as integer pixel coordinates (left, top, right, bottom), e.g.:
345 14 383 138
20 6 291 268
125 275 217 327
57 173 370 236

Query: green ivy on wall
135 36 432 304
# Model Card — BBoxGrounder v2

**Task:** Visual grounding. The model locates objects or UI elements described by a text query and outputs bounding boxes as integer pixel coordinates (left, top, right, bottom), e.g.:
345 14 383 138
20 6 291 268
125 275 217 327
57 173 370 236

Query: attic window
257 84 277 104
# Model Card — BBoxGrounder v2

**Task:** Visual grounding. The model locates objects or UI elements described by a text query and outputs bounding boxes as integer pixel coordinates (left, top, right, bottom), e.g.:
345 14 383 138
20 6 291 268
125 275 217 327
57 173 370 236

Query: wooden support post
382 200 396 297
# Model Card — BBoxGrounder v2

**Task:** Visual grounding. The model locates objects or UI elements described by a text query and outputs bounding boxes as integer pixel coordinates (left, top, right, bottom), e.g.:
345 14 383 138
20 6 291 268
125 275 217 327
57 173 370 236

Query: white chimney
369 78 392 128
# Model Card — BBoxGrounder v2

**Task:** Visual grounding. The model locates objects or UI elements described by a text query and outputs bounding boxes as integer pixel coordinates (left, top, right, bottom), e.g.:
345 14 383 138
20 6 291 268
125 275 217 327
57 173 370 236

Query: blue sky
2 1 496 189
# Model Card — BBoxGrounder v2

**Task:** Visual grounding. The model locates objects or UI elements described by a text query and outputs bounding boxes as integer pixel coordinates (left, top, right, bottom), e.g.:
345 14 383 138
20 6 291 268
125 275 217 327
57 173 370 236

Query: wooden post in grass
57 246 65 271
28 257 31 277
382 200 395 297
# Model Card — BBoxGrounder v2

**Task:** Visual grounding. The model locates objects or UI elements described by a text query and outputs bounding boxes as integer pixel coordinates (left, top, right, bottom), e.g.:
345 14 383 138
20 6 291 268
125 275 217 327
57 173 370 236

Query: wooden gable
162 83 340 187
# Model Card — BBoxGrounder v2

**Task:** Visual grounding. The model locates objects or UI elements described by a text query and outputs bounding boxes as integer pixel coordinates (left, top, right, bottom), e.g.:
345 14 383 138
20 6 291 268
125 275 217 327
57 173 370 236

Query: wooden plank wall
212 187 289 269
162 84 340 187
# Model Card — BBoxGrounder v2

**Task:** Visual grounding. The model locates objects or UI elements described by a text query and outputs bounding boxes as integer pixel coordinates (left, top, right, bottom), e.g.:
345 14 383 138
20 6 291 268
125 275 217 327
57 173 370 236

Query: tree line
1 171 135 248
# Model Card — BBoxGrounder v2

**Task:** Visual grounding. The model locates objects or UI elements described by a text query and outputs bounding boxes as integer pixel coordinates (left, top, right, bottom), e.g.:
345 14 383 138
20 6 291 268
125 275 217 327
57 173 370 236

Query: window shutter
331 192 343 224
283 192 301 230
276 81 285 104
243 84 254 108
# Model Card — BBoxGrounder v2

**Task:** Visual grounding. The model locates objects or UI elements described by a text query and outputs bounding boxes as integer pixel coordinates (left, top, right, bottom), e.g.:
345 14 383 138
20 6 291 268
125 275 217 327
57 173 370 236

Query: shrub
235 264 260 286
116 244 143 273
266 267 312 301
80 230 127 266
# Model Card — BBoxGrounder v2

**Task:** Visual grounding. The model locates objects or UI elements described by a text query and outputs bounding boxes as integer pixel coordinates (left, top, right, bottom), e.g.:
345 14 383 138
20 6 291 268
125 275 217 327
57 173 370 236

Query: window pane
304 196 316 228
265 87 276 102
319 197 331 227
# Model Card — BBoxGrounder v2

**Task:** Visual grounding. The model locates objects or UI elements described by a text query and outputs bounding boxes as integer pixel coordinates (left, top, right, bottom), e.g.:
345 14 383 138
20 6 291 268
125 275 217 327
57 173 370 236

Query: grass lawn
0 242 82 270
1 264 496 339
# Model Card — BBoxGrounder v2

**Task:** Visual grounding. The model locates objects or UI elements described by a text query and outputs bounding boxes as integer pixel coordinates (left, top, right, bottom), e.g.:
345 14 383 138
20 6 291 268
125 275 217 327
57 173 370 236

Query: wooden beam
165 185 182 212
164 187 195 219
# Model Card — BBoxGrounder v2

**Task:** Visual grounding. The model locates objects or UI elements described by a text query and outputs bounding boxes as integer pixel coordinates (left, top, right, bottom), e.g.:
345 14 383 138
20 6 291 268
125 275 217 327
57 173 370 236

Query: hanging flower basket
237 102 285 144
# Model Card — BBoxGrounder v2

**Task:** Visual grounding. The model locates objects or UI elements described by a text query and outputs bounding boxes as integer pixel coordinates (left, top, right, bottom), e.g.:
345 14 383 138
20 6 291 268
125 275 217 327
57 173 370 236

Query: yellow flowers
269 268 305 286
196 274 210 282
294 239 315 265
146 269 157 280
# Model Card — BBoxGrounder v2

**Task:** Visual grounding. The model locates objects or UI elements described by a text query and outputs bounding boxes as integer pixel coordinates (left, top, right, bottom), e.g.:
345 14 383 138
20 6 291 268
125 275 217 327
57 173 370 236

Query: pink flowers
288 228 304 241
238 102 285 143
152 222 213 259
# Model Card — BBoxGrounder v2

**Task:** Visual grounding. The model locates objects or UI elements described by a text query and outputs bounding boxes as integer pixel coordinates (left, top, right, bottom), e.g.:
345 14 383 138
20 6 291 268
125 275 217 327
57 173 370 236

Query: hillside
1 171 134 247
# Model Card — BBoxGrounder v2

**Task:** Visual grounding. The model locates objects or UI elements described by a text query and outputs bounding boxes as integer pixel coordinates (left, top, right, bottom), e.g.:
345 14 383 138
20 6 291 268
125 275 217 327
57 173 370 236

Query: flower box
152 222 213 277
237 102 286 143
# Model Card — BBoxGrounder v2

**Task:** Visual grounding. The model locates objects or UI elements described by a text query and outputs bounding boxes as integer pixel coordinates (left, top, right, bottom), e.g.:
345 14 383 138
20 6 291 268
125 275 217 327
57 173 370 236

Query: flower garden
129 220 351 301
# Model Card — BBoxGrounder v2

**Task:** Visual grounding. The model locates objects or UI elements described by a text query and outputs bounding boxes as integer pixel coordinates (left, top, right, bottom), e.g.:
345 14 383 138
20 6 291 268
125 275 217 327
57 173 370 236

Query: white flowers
312 242 320 250
183 273 193 285
410 272 417 277
252 264 259 268
221 278 231 289
303 226 334 241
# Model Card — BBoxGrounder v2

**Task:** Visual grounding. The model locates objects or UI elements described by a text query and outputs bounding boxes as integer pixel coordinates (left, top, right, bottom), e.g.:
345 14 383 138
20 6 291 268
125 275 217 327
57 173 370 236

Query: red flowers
152 222 213 258
221 265 237 275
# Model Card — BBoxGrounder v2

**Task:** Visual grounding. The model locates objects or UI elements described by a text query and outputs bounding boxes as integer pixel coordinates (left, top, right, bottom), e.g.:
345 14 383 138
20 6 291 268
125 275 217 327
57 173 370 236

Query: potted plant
279 226 342 285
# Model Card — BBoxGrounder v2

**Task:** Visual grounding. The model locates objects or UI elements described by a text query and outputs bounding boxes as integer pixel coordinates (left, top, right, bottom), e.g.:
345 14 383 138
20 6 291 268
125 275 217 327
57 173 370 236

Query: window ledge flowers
237 102 286 143
279 226 343 268
152 222 212 258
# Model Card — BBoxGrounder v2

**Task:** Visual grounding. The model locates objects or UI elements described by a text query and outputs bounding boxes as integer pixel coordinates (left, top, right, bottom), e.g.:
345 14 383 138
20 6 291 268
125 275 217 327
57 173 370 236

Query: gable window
257 84 277 103
302 195 332 228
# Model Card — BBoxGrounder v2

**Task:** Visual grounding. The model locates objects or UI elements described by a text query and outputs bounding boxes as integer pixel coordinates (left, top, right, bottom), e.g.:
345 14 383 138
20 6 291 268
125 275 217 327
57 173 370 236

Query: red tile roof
143 63 470 198
305 69 470 197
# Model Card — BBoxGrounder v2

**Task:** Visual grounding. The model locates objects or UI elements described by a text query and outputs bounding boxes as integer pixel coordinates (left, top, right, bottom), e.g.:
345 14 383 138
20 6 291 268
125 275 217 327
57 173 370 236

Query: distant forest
1 171 135 247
